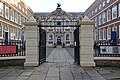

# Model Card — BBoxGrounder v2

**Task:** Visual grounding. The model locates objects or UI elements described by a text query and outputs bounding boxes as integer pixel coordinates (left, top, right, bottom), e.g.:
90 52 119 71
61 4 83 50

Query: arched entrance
57 36 61 45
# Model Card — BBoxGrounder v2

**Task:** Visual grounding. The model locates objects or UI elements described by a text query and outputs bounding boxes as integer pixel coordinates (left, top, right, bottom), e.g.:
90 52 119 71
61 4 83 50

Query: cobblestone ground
0 46 120 80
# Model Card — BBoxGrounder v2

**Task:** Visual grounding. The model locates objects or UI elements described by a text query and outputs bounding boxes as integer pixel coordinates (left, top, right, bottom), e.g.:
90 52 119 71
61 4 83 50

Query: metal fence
94 40 120 57
0 41 26 57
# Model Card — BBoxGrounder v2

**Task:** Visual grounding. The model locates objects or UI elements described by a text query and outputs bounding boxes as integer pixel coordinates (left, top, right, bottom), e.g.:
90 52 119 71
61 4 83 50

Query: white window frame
99 4 102 10
10 9 14 22
15 28 18 40
119 25 120 39
119 3 120 17
102 12 106 23
99 14 102 25
5 5 9 19
112 5 117 20
19 15 21 25
106 0 110 3
103 1 106 7
0 2 3 16
95 8 97 13
107 27 111 40
10 26 14 40
0 22 3 38
103 28 106 40
15 12 18 23
107 8 111 22
99 30 103 40
94 17 97 27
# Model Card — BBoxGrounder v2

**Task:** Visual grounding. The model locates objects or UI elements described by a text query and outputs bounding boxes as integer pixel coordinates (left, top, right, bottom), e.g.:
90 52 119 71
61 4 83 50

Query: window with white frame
18 15 21 25
15 12 18 23
21 17 25 26
112 5 117 19
119 3 120 17
95 8 97 13
106 0 110 3
92 11 94 15
94 30 98 41
5 5 9 19
107 27 111 40
15 28 18 39
11 0 14 4
66 34 69 40
19 5 21 10
94 17 97 27
99 14 102 25
49 34 53 40
119 25 120 39
99 4 102 10
0 2 3 16
103 1 106 7
10 26 14 39
22 8 24 13
103 28 106 40
10 9 14 21
102 11 106 23
107 8 111 22
99 30 103 40
0 22 2 37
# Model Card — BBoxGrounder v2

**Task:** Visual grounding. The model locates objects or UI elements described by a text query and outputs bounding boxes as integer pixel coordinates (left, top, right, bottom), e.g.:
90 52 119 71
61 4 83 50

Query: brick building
85 0 120 44
0 0 33 43
35 6 84 47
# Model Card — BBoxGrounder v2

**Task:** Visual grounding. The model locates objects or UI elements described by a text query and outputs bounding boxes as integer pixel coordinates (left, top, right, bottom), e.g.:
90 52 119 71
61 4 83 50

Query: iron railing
94 40 120 57
0 41 26 57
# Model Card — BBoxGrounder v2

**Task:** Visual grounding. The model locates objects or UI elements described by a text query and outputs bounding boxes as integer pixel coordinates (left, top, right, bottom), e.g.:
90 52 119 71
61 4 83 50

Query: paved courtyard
0 46 120 80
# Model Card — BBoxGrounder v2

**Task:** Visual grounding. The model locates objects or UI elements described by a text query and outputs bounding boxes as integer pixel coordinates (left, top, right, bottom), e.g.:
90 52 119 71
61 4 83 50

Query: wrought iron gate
39 28 46 64
74 27 80 64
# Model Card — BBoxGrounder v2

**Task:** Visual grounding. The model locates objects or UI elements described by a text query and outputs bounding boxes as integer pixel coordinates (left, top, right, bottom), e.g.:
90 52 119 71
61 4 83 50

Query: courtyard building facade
35 6 84 47
85 0 120 44
0 0 33 43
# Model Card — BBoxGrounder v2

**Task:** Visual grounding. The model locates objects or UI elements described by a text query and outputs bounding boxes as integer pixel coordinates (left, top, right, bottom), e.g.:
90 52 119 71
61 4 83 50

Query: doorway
5 32 8 45
57 36 61 45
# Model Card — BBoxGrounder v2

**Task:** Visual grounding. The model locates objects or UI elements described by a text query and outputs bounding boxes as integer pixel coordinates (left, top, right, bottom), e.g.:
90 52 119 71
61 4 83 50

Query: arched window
66 34 69 40
49 34 53 40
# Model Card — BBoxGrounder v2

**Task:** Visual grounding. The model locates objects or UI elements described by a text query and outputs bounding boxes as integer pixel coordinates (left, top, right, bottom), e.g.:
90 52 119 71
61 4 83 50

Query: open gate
74 27 80 64
39 28 46 64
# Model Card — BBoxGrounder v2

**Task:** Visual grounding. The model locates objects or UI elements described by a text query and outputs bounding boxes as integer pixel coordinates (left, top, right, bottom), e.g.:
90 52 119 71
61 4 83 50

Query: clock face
57 16 61 19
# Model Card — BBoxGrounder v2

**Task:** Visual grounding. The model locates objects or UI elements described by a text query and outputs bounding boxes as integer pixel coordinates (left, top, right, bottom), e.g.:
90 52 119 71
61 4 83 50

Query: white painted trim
0 20 21 29
91 0 118 20
98 20 120 29
8 2 29 20
94 57 120 60
0 56 26 60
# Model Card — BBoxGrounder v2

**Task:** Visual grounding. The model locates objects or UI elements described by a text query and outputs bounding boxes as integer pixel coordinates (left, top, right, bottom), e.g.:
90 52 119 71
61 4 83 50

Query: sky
24 0 95 12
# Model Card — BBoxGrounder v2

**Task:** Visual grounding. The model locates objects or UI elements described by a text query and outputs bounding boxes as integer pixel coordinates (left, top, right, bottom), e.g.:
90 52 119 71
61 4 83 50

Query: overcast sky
24 0 95 12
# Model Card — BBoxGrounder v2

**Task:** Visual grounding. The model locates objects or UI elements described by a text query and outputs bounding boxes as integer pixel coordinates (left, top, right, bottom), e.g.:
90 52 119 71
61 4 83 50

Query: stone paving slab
47 67 59 77
28 75 46 80
0 46 120 80
14 75 30 80
45 76 59 80
60 68 74 80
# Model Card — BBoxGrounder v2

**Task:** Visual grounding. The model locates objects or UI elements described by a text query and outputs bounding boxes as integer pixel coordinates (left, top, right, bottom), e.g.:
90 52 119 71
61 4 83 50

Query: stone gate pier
79 16 95 67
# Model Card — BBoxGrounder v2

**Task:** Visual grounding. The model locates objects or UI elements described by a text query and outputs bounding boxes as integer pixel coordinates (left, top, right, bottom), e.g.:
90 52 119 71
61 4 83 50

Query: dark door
74 28 80 65
57 36 61 45
39 28 46 65
5 32 8 45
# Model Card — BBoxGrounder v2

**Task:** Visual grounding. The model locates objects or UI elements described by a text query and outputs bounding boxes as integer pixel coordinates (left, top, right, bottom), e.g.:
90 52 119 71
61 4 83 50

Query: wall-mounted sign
100 45 120 54
0 45 17 54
